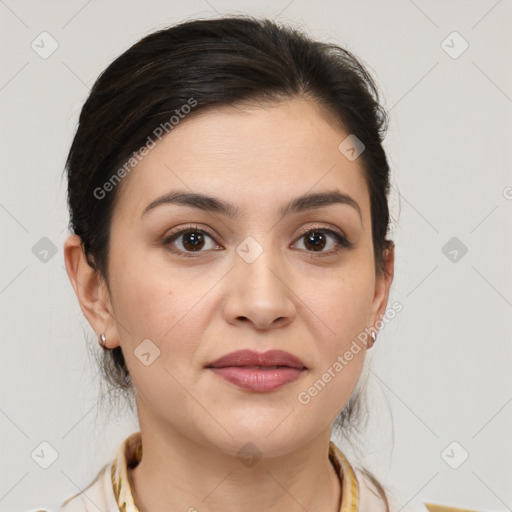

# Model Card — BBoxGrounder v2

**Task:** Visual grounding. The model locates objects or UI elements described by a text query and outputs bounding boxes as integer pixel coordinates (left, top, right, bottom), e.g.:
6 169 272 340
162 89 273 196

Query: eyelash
162 224 352 258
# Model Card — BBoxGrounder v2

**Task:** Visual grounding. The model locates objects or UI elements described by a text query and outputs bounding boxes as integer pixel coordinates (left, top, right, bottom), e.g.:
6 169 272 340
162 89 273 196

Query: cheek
110 240 183 332
107 246 199 359
291 261 373 409
295 338 365 423
298 261 375 348
109 267 204 407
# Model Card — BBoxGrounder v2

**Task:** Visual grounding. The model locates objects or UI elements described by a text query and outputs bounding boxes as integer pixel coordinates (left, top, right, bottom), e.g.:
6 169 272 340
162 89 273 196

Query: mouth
230 365 291 369
205 349 306 370
205 350 307 392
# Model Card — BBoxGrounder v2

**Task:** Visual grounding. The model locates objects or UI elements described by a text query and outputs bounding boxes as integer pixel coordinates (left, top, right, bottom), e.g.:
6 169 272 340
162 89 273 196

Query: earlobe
63 234 117 347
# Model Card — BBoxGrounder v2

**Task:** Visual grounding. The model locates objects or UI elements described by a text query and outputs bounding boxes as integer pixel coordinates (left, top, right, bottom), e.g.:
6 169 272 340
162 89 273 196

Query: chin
212 433 304 461
208 415 308 458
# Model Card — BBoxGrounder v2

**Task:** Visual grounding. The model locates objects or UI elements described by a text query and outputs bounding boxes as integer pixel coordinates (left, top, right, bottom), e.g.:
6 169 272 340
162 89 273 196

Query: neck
128 420 342 512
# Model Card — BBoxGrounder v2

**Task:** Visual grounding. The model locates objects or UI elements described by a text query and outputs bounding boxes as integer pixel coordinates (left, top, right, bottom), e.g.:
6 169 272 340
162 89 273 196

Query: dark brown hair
65 15 393 508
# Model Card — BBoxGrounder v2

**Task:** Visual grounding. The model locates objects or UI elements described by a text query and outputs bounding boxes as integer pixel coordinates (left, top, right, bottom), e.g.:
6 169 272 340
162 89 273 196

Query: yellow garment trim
424 503 484 512
329 440 360 511
111 431 360 512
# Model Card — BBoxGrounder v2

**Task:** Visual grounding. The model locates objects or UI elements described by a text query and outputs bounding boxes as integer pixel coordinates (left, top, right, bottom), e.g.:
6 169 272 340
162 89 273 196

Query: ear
63 234 119 349
368 242 395 341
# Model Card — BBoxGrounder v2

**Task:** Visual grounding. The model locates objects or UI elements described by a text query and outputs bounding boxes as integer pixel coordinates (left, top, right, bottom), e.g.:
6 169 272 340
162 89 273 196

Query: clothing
53 431 477 512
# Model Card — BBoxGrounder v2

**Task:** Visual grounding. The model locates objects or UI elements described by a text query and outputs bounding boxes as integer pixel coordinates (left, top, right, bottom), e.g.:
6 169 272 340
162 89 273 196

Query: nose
222 243 296 331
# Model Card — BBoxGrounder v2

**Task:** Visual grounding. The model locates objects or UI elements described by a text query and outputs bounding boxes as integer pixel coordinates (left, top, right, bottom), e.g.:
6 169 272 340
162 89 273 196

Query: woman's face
71 97 393 457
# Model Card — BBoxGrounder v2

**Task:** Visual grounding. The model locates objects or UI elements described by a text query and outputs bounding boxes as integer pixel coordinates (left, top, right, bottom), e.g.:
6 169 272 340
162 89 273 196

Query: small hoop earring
370 331 377 347
99 333 107 349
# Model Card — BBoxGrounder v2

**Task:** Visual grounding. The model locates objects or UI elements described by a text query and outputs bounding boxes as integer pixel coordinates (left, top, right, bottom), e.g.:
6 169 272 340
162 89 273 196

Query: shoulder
355 469 483 512
354 467 429 512
57 463 118 512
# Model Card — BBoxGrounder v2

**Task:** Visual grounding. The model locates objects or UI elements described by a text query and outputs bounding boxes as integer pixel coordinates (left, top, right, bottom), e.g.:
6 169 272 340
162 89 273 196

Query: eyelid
294 223 349 242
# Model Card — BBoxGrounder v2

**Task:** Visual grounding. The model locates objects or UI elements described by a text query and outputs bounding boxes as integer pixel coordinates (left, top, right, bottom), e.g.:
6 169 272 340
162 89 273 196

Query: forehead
113 97 370 221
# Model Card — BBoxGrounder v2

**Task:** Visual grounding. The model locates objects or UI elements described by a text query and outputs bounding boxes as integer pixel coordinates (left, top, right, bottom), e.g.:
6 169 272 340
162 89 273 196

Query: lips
205 349 306 370
205 350 307 392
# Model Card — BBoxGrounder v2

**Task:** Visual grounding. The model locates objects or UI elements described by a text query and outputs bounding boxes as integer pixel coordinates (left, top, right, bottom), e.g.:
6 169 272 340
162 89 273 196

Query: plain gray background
1 1 511 511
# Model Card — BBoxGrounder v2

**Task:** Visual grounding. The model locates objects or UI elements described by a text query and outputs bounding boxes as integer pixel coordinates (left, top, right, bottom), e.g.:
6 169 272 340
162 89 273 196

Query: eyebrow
141 189 363 224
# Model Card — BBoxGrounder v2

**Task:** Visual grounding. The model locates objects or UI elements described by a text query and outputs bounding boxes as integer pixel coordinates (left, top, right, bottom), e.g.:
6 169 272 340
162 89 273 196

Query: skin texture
64 97 394 512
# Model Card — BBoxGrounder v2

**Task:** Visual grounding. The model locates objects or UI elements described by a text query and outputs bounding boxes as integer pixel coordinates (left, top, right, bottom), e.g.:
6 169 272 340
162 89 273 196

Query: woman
58 15 477 512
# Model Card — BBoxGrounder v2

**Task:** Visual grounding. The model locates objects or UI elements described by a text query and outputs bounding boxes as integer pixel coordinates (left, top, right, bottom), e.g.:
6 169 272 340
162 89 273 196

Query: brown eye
163 225 221 256
294 228 351 255
180 231 206 251
303 231 328 251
